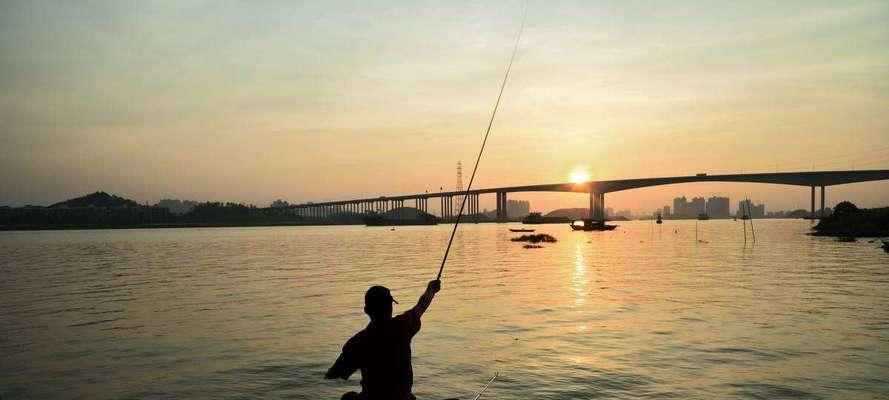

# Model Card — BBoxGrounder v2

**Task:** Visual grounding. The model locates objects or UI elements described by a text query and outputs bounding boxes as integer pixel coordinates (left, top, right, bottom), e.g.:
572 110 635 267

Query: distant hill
545 208 629 221
50 191 140 208
545 208 588 220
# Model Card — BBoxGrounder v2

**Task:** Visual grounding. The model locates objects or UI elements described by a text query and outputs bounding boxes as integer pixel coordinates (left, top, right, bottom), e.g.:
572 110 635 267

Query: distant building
690 197 706 216
662 206 671 219
615 209 633 219
737 200 765 218
705 196 731 219
507 199 530 219
157 198 198 214
673 196 689 218
672 196 705 219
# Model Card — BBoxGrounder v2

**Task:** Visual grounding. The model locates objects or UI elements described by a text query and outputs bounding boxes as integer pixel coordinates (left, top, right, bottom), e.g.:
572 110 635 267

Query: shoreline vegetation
811 201 889 238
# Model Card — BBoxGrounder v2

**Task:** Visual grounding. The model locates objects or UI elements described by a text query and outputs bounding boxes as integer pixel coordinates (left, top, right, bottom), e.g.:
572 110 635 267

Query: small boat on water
570 219 617 231
697 213 709 220
509 228 535 233
656 214 663 224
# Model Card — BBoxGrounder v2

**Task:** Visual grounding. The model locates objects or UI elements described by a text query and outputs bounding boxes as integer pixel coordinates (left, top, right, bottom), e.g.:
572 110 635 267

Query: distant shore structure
290 170 889 223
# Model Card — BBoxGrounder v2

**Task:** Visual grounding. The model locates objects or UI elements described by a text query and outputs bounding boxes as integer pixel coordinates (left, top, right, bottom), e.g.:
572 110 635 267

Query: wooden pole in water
747 197 756 243
742 200 747 245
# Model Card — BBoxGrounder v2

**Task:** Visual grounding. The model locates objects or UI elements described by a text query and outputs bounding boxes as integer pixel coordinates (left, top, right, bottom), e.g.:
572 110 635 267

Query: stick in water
436 3 527 281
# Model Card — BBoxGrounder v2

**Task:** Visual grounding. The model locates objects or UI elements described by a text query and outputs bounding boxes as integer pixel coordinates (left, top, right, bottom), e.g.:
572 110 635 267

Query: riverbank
811 202 889 237
0 221 358 231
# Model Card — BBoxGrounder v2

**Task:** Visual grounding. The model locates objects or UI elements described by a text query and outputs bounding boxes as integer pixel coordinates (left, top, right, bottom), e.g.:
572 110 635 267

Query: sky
1 0 888 214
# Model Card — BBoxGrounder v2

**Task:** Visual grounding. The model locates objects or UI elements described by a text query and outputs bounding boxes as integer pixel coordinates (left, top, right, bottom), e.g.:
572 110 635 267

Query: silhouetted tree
833 201 859 216
270 199 290 208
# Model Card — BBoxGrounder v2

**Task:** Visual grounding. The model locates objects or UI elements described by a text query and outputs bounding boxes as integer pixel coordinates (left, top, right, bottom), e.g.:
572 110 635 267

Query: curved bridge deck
292 169 889 221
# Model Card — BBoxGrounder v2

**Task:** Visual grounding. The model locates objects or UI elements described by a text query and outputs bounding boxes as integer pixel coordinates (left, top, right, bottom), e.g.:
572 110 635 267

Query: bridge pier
820 185 826 218
811 186 816 219
470 194 478 217
589 191 605 221
496 192 508 222
495 193 501 222
440 197 446 220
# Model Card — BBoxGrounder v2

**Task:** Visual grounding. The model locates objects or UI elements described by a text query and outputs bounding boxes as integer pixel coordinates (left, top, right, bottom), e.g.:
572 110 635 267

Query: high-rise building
673 196 689 218
507 199 530 219
737 200 765 218
662 206 671 218
705 196 730 218
690 197 706 216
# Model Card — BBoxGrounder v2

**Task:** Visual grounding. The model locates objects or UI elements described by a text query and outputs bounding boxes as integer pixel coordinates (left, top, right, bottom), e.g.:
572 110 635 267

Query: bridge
291 169 889 222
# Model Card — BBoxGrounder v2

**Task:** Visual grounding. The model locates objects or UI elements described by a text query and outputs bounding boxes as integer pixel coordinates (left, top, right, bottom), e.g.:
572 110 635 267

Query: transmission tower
456 161 463 192
455 161 463 216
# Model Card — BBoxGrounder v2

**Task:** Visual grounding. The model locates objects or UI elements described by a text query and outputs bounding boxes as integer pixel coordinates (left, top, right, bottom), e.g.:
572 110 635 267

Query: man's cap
365 285 398 308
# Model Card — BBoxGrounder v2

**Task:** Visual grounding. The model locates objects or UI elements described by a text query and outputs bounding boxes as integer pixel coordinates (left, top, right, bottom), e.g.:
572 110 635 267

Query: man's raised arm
412 280 441 317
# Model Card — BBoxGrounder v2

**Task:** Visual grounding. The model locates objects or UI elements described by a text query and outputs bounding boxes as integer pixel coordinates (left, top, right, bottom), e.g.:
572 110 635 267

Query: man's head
364 285 398 321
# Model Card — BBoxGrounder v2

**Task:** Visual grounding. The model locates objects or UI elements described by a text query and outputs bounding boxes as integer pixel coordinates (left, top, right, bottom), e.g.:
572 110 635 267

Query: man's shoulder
393 308 422 334
394 308 420 322
344 328 369 350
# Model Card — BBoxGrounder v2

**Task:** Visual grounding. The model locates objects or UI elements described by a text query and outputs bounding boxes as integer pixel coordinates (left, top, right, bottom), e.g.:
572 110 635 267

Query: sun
569 170 590 184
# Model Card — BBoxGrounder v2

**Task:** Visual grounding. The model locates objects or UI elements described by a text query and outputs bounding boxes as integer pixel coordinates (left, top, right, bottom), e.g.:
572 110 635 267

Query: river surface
1 220 888 399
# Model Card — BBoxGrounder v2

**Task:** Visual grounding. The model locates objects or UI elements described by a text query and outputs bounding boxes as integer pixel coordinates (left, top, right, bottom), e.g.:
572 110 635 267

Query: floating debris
522 244 543 249
511 233 557 243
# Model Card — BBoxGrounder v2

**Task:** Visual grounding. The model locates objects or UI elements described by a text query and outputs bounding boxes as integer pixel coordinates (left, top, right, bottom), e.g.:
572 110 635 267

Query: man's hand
414 280 441 316
427 279 441 294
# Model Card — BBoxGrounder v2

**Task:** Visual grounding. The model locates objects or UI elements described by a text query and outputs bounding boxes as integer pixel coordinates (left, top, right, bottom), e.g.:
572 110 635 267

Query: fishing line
436 2 528 281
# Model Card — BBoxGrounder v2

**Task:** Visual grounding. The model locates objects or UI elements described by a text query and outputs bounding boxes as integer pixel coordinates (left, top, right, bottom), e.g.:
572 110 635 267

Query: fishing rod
436 3 528 281
472 371 500 400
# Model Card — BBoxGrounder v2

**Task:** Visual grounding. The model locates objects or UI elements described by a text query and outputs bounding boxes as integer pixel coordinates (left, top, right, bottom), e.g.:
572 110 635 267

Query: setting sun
569 170 590 184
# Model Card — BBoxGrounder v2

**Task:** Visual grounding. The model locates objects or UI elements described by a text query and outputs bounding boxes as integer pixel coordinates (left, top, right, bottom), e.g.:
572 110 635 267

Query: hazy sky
2 0 888 213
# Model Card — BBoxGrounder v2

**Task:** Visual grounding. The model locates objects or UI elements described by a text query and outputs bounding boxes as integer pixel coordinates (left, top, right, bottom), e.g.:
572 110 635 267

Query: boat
656 214 663 224
570 219 617 231
363 212 437 226
509 228 535 232
522 212 571 224
697 213 709 220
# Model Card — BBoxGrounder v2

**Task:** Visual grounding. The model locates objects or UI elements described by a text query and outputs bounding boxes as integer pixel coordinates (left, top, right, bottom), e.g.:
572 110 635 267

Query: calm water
1 220 888 399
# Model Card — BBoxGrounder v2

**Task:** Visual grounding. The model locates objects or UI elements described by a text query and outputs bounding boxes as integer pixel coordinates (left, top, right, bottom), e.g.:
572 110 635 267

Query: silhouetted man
325 280 441 400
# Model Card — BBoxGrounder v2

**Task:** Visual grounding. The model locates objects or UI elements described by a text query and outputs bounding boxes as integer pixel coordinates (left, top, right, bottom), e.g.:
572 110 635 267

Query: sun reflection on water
572 243 587 306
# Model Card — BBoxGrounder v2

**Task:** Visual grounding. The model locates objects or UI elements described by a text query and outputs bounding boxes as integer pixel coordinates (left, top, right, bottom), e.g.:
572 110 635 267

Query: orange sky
1 1 888 213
